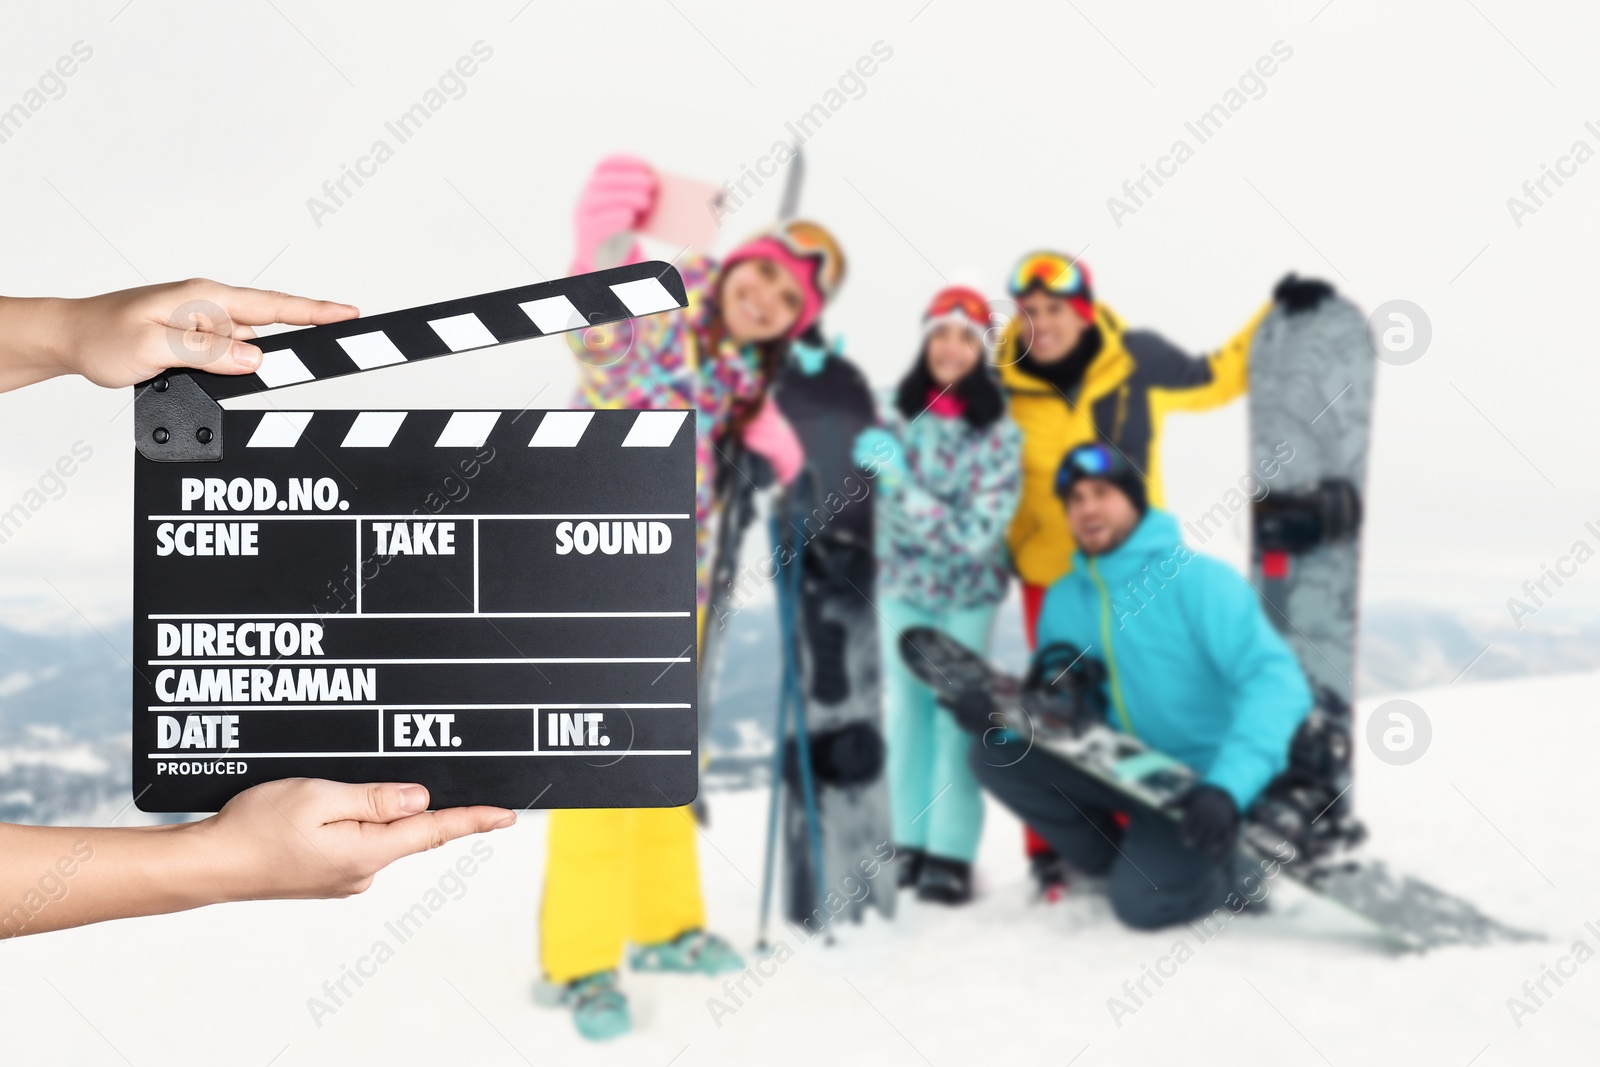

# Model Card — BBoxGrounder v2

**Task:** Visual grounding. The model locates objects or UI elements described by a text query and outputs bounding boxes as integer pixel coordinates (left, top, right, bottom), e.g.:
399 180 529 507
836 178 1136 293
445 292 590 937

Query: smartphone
593 171 726 269
640 172 726 252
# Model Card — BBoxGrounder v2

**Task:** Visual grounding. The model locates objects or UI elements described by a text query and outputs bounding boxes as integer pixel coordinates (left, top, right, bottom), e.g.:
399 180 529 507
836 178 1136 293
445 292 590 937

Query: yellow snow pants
538 606 709 983
539 805 706 982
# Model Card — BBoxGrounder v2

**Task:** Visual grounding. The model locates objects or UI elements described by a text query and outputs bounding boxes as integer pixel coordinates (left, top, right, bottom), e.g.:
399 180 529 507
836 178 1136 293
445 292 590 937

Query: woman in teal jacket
853 286 1022 905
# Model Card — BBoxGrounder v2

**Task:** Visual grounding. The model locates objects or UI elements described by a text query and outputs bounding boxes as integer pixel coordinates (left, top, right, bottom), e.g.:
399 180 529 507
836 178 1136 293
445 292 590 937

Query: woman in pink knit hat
539 154 846 1041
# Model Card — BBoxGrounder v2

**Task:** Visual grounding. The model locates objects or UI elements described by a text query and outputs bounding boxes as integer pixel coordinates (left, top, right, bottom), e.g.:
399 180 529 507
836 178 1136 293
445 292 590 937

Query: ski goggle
772 220 845 299
1008 251 1089 300
925 287 991 326
1055 442 1129 498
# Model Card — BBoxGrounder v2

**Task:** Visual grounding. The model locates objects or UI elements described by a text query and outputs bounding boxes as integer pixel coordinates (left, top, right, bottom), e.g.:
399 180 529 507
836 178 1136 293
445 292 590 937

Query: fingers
364 806 516 866
163 323 264 376
315 781 433 826
199 281 360 328
146 280 357 377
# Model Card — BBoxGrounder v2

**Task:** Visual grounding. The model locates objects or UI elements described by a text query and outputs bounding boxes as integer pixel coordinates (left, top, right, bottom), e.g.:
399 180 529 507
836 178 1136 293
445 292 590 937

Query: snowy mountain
0 622 133 824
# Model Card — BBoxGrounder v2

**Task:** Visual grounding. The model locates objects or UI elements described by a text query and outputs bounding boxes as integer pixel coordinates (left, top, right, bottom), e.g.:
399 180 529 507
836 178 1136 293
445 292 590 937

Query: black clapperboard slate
131 263 698 812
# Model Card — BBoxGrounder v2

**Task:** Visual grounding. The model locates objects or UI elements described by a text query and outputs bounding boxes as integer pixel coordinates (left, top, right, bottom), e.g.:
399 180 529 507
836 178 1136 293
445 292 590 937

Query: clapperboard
131 263 699 812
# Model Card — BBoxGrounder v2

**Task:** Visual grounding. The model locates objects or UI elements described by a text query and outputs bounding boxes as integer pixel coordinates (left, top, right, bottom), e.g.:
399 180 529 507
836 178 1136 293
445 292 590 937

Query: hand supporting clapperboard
0 263 693 936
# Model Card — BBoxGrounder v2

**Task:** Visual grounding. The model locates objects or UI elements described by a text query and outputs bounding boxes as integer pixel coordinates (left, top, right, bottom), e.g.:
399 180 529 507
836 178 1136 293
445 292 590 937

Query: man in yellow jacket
997 251 1332 892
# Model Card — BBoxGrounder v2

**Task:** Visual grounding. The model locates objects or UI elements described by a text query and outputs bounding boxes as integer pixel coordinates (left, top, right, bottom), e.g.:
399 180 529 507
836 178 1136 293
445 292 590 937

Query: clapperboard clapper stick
131 262 699 812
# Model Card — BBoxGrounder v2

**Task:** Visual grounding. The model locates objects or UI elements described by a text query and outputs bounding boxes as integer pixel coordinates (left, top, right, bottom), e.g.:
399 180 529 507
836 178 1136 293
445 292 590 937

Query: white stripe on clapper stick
609 278 680 316
341 411 407 447
528 411 594 447
427 312 498 352
435 412 499 447
621 410 689 447
520 295 583 333
255 348 315 388
246 411 313 447
337 330 407 370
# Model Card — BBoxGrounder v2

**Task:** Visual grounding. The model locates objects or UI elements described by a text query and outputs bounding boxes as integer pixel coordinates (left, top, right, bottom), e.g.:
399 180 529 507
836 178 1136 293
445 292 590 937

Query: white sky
0 0 1594 630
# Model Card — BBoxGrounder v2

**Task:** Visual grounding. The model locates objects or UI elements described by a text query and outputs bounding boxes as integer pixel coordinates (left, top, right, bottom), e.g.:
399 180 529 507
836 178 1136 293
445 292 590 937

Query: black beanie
1055 442 1148 516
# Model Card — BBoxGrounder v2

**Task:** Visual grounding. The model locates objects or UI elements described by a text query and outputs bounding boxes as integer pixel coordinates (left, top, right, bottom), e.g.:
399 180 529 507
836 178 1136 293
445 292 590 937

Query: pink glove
570 154 657 274
740 397 804 486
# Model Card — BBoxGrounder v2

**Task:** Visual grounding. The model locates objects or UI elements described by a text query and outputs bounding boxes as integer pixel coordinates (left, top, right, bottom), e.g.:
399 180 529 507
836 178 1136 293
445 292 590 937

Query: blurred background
1 1 1596 1063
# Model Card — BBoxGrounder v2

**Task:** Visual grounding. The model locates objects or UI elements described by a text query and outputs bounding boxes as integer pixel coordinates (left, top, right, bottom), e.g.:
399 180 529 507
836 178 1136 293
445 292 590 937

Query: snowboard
771 350 895 929
898 626 1540 951
1246 294 1373 842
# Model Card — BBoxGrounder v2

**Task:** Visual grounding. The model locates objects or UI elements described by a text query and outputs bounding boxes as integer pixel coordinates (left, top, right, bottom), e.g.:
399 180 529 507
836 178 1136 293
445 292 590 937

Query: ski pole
778 474 831 943
755 629 790 953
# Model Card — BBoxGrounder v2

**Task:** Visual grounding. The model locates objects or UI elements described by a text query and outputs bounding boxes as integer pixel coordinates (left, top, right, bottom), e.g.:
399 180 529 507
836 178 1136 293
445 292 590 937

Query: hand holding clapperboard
132 262 698 813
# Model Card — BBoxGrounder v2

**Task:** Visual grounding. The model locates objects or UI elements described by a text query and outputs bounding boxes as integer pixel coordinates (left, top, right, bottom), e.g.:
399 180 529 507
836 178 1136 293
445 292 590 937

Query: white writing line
148 657 692 666
148 750 692 759
146 702 692 711
144 513 691 521
146 611 691 620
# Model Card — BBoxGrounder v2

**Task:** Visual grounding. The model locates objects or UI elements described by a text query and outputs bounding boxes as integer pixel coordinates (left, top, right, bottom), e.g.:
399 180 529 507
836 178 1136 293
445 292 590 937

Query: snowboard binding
1249 689 1366 867
1020 642 1109 737
1254 477 1363 554
783 719 885 789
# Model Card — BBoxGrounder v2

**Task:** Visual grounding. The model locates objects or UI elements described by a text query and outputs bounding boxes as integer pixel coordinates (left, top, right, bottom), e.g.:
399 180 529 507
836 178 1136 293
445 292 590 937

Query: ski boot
916 856 973 905
533 970 630 1042
628 929 745 976
894 846 927 890
1030 850 1070 904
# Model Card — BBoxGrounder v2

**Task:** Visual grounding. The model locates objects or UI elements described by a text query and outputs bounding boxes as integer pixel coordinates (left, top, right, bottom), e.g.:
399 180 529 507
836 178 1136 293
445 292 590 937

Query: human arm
1189 562 1314 810
0 779 514 938
851 426 909 488
740 395 803 485
568 154 656 276
1123 273 1339 422
0 280 358 393
1121 301 1270 419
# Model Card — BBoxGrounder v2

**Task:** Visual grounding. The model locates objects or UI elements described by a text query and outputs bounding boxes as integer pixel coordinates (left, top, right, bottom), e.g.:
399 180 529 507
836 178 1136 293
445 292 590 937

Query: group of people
0 154 1330 1046
528 156 1329 1039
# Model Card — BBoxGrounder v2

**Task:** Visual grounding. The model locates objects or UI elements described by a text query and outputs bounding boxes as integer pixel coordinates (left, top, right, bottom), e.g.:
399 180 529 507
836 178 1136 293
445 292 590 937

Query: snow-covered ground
4 672 1598 1066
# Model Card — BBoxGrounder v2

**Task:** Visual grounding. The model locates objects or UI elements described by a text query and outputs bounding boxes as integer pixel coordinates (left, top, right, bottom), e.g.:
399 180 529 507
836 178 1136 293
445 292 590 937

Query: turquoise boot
628 929 745 976
533 970 631 1041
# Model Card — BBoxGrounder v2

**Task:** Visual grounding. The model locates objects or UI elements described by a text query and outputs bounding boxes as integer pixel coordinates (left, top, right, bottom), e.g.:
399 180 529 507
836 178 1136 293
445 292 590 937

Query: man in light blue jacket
970 443 1311 929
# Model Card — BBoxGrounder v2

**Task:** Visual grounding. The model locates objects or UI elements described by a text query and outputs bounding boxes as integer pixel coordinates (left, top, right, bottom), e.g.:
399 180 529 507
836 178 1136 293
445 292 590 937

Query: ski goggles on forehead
1009 252 1087 299
1055 443 1125 496
926 287 991 324
773 221 844 298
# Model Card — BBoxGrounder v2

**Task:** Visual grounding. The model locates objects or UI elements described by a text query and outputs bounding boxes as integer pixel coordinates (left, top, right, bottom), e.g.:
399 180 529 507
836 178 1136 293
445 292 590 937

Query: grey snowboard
774 352 894 930
1247 295 1373 833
